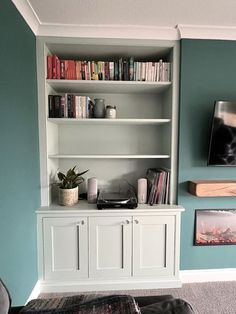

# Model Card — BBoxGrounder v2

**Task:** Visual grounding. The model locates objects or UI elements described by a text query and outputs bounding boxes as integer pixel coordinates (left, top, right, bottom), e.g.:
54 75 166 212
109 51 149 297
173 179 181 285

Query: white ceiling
11 0 236 40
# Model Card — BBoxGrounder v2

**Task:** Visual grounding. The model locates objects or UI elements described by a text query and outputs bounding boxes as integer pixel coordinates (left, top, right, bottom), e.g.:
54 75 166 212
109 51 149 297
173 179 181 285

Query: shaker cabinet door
43 217 88 280
132 215 175 277
89 216 132 278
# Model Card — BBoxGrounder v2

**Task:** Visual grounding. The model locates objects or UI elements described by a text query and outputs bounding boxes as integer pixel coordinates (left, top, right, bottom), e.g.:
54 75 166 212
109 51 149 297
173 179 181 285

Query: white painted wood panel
43 217 88 280
133 215 175 277
89 216 132 278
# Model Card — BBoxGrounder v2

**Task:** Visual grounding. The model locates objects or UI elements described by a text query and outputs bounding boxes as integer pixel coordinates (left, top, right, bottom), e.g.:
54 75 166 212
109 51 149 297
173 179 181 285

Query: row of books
47 55 171 82
146 168 170 205
48 94 92 119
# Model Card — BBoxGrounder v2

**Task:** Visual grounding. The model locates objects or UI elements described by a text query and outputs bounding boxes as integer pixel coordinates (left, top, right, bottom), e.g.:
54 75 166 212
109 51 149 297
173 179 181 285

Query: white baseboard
30 269 236 298
26 280 41 304
180 268 236 283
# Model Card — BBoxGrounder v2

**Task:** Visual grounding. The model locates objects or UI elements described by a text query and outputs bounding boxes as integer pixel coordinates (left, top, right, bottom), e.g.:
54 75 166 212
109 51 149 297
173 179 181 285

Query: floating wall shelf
188 180 236 197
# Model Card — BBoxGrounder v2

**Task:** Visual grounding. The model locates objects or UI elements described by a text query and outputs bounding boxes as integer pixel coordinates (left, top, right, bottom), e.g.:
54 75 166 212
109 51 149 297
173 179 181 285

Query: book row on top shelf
47 55 171 82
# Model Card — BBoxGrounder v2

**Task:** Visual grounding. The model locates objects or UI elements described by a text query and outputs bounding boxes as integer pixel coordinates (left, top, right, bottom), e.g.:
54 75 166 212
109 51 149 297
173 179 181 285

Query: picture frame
194 209 236 246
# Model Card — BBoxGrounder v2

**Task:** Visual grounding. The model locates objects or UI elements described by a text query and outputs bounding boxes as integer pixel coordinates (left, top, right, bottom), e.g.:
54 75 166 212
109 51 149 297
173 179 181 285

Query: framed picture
194 209 236 245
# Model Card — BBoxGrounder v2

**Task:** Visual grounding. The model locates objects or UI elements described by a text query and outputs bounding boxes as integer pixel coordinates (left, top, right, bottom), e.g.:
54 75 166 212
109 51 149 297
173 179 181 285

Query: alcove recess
188 180 236 197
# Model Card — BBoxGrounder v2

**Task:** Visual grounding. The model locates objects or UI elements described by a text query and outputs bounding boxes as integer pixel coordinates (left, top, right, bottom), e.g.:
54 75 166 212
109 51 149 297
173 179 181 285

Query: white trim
11 0 40 35
25 280 41 304
177 24 236 40
37 24 178 40
180 268 236 283
10 1 236 41
39 278 182 293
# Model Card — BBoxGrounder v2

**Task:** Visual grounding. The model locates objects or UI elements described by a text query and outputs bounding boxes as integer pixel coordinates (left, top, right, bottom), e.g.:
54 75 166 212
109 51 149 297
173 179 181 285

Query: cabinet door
43 217 88 280
89 216 132 278
133 215 175 277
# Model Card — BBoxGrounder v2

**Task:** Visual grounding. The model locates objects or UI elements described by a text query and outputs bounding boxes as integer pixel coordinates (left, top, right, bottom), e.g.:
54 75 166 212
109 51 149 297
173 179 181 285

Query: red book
52 55 57 79
60 60 65 79
56 56 60 79
47 55 52 79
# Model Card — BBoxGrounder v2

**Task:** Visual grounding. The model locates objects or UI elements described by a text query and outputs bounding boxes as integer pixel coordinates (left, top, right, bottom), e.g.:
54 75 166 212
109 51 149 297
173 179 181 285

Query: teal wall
2 1 236 303
0 0 40 306
179 39 236 269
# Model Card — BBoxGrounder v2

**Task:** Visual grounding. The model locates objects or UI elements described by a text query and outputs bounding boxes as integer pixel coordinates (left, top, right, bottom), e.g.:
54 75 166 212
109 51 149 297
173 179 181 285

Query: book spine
56 56 60 79
47 55 52 79
109 62 114 80
129 57 134 81
54 95 61 118
118 58 123 81
60 96 66 118
60 60 65 79
48 95 54 117
114 61 119 80
104 61 110 80
52 55 57 79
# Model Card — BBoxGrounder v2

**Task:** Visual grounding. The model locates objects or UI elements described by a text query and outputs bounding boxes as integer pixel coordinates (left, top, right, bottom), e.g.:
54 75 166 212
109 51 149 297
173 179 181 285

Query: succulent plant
57 166 89 189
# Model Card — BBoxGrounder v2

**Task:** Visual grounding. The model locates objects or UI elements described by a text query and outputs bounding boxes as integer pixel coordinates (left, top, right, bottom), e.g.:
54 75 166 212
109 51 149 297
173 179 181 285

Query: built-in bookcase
36 37 179 207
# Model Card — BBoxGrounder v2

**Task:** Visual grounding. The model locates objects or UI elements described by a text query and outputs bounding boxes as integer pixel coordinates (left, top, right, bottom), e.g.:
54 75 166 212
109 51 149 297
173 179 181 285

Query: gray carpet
40 281 236 314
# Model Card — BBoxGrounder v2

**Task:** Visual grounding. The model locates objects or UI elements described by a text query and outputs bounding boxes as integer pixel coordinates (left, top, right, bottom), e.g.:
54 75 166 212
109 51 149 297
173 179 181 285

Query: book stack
146 168 170 205
47 55 171 82
48 94 93 118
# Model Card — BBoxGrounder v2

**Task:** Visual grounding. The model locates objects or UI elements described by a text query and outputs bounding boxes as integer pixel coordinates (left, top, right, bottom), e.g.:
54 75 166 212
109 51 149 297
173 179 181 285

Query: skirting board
39 278 182 293
180 268 236 283
28 269 236 298
25 280 41 304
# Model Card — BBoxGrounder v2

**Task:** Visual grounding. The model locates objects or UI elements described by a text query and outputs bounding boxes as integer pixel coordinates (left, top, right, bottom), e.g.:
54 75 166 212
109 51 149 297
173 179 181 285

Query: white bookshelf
36 36 184 292
36 37 179 207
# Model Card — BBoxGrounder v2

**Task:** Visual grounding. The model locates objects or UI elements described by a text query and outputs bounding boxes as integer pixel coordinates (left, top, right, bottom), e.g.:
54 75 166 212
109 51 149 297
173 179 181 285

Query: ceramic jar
94 98 105 118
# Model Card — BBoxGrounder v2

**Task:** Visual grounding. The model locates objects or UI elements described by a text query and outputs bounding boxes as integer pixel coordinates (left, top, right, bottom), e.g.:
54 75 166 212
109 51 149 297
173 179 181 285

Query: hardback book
47 55 52 79
129 57 134 81
109 62 114 80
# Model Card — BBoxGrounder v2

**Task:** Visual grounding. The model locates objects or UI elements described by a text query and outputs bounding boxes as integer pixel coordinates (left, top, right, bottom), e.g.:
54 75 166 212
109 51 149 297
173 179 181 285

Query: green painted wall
0 0 40 306
179 39 236 269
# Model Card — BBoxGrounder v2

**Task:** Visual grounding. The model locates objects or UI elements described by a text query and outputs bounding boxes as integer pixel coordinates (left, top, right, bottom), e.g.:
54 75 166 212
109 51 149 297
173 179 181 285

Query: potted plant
57 165 89 206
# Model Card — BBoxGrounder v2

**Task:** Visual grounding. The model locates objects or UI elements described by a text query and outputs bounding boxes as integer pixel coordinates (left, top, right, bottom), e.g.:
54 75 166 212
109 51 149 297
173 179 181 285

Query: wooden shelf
188 180 236 197
46 79 171 94
48 118 171 125
48 154 170 159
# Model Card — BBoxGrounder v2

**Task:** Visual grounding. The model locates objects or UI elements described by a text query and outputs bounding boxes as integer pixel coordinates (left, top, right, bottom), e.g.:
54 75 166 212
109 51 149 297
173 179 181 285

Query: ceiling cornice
11 0 236 41
178 24 236 40
37 24 179 40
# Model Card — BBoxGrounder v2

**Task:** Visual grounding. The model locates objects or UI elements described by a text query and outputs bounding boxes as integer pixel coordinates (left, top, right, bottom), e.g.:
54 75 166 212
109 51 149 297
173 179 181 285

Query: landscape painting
194 209 236 245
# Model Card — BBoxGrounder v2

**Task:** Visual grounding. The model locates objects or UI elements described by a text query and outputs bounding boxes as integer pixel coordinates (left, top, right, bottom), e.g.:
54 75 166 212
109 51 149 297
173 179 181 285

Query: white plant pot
59 186 78 206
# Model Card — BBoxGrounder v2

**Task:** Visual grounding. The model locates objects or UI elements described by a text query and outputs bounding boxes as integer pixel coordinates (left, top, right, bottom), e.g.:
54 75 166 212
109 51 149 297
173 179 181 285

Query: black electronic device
208 101 236 166
97 189 138 209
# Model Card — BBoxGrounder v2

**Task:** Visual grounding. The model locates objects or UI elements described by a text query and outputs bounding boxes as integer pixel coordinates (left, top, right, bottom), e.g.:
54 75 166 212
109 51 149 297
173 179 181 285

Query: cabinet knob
134 219 139 224
76 220 85 226
124 220 130 225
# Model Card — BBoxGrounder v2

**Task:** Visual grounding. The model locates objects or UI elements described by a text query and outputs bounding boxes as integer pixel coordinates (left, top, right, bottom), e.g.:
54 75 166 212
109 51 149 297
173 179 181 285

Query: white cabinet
37 206 183 292
133 215 175 277
42 217 88 281
89 216 132 278
36 36 183 293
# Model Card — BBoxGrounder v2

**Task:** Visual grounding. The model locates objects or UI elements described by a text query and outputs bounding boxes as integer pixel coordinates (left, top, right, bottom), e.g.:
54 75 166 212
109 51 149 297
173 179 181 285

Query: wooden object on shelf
188 180 236 197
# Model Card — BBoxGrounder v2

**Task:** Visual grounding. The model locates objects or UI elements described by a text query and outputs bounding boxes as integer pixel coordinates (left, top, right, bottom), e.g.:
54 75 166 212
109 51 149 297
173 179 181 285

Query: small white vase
59 186 78 206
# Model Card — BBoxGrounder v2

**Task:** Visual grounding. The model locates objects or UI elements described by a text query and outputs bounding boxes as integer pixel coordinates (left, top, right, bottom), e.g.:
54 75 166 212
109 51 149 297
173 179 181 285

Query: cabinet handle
76 220 85 226
123 220 130 225
134 219 139 224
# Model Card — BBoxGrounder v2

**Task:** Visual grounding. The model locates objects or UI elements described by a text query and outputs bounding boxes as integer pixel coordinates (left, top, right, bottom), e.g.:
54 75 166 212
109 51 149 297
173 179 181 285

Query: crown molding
178 24 236 40
10 1 236 41
37 24 179 40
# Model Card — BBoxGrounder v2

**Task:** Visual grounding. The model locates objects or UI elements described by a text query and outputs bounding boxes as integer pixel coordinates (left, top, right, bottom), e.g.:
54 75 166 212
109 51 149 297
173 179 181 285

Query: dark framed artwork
194 209 236 245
